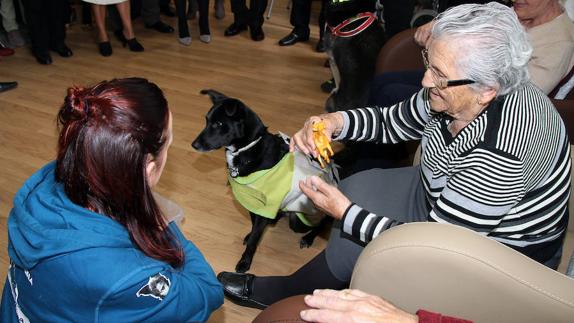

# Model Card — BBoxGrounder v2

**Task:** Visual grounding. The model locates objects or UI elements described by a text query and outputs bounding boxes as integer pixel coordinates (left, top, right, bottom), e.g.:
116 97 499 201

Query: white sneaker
199 34 211 43
178 36 192 46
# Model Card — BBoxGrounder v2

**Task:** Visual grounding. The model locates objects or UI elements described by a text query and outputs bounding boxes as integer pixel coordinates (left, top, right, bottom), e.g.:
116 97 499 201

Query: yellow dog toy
312 120 334 168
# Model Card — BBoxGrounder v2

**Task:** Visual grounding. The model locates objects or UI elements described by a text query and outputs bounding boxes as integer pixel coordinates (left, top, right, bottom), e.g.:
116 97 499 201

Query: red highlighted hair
56 78 183 267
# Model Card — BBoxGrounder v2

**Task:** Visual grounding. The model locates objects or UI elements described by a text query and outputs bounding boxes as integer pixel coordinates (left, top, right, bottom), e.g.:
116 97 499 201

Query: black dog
192 89 337 273
324 0 386 112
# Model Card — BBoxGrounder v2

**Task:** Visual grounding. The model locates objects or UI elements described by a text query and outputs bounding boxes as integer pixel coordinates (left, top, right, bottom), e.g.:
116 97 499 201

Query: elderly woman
217 2 572 311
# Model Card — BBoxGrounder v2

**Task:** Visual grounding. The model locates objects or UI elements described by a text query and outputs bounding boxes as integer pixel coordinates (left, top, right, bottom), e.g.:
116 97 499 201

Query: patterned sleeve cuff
332 111 350 141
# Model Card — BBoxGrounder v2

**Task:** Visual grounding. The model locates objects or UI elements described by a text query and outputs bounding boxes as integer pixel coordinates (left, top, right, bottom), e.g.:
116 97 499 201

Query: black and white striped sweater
336 84 571 263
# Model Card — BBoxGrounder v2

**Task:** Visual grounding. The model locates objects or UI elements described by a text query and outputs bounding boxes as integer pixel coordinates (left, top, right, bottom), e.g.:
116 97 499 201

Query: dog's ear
200 89 229 104
222 99 245 117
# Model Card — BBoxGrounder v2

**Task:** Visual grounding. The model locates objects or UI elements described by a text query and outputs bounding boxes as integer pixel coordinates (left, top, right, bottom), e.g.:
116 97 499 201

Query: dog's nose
191 139 202 151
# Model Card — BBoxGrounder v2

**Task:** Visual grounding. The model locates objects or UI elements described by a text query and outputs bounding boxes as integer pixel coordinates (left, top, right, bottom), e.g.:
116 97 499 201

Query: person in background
371 0 574 107
109 0 174 42
224 0 266 41
84 0 144 56
20 0 72 65
0 0 25 48
0 78 223 322
278 0 327 52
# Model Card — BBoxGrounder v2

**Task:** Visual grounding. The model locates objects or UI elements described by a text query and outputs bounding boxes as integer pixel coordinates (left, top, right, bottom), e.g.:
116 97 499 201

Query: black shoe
33 51 52 65
217 272 268 309
98 41 112 57
0 81 17 93
51 44 73 57
160 5 175 17
145 21 174 33
124 38 144 52
321 78 336 93
278 32 308 46
315 39 325 53
224 23 247 36
250 26 264 41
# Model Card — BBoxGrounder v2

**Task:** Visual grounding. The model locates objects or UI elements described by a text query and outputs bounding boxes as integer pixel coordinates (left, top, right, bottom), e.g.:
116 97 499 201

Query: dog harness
228 137 338 227
329 12 378 38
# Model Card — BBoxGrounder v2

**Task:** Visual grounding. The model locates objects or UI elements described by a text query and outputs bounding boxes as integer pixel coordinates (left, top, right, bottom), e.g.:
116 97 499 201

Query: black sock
251 250 348 305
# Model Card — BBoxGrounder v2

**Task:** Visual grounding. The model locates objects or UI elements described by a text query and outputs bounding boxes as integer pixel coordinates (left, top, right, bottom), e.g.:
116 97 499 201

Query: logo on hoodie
136 273 171 301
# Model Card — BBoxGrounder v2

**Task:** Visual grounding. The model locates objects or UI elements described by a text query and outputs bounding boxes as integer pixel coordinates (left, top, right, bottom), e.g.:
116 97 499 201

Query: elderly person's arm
300 289 473 323
290 89 430 157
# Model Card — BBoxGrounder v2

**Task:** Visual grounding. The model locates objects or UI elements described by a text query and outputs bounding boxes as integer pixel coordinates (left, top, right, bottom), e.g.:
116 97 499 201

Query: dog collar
226 137 262 177
329 12 377 38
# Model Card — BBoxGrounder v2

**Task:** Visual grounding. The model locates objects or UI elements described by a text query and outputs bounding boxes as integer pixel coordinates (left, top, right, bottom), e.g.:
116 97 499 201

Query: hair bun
66 86 89 120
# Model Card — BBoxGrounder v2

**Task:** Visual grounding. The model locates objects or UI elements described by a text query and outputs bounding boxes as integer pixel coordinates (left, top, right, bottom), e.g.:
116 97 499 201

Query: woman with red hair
0 78 223 322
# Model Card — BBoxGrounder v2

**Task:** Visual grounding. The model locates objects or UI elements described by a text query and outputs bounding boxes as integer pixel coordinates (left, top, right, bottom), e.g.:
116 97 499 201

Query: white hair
431 2 532 96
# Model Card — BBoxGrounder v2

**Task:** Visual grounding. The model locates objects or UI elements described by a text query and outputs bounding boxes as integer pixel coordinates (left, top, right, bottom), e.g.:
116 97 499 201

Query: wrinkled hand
299 176 351 220
300 289 418 323
414 21 434 47
289 113 344 158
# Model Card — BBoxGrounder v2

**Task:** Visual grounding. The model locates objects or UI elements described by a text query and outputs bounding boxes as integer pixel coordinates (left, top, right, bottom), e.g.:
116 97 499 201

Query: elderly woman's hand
300 289 418 323
414 21 434 47
289 113 344 157
299 176 351 220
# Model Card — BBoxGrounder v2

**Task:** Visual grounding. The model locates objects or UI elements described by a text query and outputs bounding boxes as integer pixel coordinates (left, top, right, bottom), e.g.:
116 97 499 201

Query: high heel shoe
123 38 144 52
98 41 112 57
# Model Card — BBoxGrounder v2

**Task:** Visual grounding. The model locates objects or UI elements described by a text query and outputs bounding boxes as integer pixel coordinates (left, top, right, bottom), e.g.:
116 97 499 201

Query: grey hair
431 2 532 96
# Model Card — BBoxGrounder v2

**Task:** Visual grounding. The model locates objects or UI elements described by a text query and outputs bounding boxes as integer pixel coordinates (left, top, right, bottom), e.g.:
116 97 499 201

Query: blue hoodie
0 162 223 322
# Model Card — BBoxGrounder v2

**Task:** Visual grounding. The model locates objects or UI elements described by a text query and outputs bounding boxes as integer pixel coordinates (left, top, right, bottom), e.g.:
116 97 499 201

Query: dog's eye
212 121 223 129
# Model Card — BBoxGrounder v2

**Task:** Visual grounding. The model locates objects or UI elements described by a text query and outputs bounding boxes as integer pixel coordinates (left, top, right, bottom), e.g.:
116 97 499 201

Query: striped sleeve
341 148 527 243
334 89 430 144
428 148 526 231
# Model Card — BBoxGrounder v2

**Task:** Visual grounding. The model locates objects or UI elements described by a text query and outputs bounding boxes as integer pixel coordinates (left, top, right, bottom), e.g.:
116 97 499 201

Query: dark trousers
175 0 209 37
290 0 327 39
230 0 268 28
20 0 67 55
368 70 424 107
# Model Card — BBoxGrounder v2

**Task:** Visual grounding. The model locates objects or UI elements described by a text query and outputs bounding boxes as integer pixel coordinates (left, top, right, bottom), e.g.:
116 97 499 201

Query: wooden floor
0 1 331 321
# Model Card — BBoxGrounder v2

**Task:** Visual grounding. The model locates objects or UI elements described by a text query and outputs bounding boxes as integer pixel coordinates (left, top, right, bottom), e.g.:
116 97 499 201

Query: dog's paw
243 233 251 245
235 259 251 273
299 236 314 249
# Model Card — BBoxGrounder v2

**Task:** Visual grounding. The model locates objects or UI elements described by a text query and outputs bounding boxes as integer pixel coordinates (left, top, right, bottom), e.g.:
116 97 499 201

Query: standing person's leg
142 0 174 32
48 0 72 57
218 166 429 308
92 3 113 56
92 4 109 43
247 0 266 40
278 0 310 46
175 0 191 44
213 0 224 19
117 1 144 51
291 0 310 39
20 0 51 64
316 0 327 52
197 0 210 42
224 0 248 35
1 0 25 48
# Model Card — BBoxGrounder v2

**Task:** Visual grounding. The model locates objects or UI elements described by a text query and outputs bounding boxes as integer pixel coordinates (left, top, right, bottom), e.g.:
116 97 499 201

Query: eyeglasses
421 49 476 90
